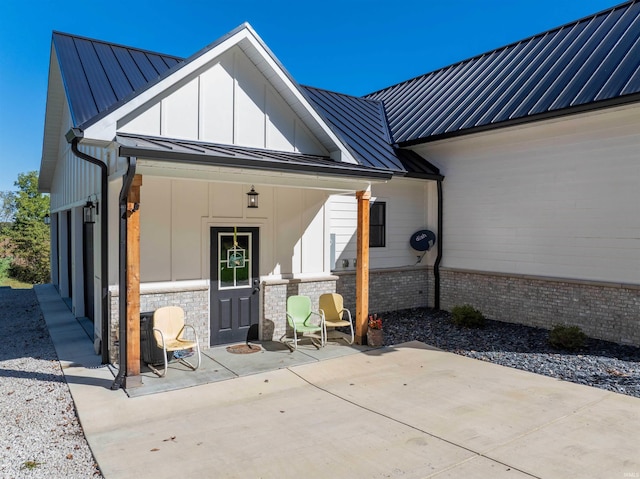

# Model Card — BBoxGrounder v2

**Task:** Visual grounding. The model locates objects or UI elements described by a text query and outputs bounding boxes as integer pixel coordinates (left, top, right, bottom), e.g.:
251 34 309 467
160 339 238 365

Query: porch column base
123 375 143 389
355 334 366 346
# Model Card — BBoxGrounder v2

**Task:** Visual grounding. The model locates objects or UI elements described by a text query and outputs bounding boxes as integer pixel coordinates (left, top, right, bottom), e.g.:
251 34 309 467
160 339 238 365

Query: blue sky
0 0 620 193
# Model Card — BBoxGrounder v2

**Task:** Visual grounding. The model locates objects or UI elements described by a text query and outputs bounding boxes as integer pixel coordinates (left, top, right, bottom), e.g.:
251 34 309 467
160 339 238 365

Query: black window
370 202 386 248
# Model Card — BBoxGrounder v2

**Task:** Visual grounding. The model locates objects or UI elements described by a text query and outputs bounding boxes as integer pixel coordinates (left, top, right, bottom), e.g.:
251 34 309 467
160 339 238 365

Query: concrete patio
36 284 640 479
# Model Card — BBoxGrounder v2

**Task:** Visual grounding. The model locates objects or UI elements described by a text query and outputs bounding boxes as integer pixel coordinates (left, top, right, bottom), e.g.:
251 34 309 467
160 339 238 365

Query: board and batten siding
330 179 435 272
138 177 329 283
413 104 640 285
49 103 105 212
117 45 327 156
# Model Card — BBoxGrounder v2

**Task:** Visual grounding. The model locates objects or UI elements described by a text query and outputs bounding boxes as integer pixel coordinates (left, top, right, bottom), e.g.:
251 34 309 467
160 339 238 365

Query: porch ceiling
117 133 392 191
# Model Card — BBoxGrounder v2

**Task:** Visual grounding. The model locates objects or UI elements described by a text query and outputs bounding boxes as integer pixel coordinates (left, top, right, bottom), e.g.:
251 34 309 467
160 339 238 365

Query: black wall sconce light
43 214 51 225
83 198 96 224
247 185 259 208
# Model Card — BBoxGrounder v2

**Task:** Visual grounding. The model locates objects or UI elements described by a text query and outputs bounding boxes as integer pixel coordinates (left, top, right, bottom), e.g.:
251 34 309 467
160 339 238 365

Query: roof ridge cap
302 84 383 104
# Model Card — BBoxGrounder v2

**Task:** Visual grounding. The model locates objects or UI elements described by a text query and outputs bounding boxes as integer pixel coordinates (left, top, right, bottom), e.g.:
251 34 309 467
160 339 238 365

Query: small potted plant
367 313 383 347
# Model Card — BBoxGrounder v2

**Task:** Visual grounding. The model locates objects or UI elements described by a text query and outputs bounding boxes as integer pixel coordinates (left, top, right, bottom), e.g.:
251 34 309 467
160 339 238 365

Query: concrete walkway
36 285 640 479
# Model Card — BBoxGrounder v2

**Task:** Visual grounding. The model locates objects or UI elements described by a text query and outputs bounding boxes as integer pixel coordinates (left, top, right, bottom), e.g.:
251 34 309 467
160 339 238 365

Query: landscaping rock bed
382 308 640 398
0 288 102 478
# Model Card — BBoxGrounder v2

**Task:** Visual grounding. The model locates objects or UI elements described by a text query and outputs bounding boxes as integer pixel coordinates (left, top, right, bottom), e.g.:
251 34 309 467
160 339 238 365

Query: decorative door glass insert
218 232 252 289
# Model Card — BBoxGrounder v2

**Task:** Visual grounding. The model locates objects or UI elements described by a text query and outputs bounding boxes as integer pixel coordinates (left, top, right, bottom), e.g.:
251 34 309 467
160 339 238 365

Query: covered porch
112 133 392 389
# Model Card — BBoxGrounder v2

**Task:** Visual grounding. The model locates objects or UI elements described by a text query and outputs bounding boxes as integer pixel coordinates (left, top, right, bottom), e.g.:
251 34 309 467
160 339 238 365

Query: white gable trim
82 24 357 165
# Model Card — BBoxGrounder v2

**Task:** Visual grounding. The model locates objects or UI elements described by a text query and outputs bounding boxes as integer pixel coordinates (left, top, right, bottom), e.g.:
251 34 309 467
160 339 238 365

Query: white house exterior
39 1 640 386
413 104 640 343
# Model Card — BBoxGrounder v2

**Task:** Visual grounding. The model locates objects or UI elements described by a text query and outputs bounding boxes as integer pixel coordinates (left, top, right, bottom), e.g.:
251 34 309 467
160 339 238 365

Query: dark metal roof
52 31 438 178
116 133 393 180
302 86 442 179
366 1 640 145
53 32 183 127
53 2 640 177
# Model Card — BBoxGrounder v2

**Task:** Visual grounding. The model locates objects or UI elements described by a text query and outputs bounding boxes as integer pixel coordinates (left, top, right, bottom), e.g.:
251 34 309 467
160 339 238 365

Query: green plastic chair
281 295 325 350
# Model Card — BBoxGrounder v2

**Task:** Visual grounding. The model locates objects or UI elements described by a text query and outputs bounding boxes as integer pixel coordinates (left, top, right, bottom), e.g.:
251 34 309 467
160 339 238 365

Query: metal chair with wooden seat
319 293 354 344
152 306 201 377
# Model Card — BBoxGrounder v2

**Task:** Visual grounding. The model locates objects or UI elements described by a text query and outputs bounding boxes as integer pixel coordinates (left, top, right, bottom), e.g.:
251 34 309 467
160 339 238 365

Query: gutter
434 178 443 310
117 140 393 181
111 157 137 391
65 128 110 364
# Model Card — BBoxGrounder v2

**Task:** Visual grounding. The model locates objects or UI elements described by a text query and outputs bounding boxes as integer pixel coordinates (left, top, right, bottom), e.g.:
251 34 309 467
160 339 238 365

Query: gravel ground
382 307 640 398
0 287 102 479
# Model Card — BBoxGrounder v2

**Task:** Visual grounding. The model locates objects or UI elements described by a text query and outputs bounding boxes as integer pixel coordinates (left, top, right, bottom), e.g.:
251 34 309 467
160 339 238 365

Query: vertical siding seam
197 75 202 141
232 51 237 145
263 83 268 149
169 179 174 281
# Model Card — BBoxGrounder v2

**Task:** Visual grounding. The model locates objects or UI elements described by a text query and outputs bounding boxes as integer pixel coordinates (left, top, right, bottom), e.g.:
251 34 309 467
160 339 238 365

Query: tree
1 171 50 284
0 190 15 225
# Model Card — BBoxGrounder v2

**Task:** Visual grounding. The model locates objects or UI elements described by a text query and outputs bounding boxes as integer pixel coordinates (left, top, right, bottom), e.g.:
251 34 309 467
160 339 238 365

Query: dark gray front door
210 227 259 345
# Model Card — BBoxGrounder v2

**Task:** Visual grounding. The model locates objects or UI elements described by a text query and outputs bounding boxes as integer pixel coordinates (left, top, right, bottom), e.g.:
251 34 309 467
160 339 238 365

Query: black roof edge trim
117 144 393 180
405 172 445 181
117 132 330 159
396 94 640 148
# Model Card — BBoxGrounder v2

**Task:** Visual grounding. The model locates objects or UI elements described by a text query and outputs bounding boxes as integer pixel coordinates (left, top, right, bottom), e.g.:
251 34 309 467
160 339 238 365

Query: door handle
252 279 261 295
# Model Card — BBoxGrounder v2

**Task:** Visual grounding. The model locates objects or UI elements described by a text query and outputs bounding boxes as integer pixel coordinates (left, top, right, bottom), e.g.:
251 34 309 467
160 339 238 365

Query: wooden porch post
355 190 370 345
124 174 143 388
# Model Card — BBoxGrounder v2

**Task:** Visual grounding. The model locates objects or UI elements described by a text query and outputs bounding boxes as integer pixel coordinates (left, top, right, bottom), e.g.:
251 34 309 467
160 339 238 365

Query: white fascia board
83 24 357 165
39 45 66 192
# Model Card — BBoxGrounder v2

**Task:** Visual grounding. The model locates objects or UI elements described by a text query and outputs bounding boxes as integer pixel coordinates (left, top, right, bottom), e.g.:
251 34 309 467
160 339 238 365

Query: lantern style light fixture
43 214 51 225
247 185 259 209
83 199 96 224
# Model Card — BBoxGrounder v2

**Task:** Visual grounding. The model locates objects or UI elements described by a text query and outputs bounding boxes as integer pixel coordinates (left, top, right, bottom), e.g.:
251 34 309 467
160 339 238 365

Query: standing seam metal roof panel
53 32 183 127
478 25 577 126
571 4 640 104
410 50 511 138
73 38 118 115
529 10 620 115
303 86 406 171
92 43 136 101
461 32 555 130
127 50 164 82
111 46 151 90
436 41 539 135
399 51 508 140
451 34 552 132
597 29 640 98
53 34 98 126
507 20 594 119
302 86 442 178
366 1 640 144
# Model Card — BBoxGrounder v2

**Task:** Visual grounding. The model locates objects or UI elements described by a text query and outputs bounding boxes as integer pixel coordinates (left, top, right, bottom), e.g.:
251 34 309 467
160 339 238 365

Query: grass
21 460 42 470
0 276 33 289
